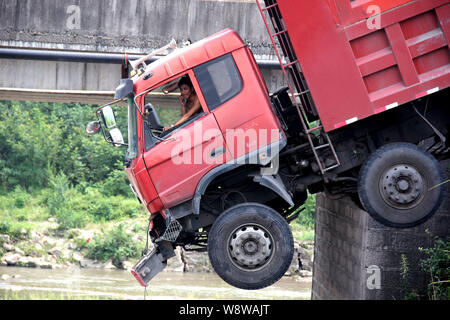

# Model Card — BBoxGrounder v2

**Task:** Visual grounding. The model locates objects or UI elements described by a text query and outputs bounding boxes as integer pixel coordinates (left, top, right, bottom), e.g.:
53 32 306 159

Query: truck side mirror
109 128 125 147
86 121 101 135
101 105 118 129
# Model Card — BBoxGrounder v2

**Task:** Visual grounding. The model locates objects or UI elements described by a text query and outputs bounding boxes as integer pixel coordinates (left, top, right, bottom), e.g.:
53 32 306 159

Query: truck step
307 125 322 133
261 2 279 11
323 163 340 172
283 60 299 68
314 143 330 150
273 29 288 37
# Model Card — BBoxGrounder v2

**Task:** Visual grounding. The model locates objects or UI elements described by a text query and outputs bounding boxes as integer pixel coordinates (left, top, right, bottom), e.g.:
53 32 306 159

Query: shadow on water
0 266 312 300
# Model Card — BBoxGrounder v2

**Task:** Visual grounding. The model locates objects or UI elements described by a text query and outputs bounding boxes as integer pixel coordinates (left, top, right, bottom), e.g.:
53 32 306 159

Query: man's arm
173 99 202 126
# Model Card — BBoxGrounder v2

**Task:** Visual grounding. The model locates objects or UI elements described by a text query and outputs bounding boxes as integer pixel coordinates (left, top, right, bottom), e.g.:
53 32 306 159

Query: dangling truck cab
87 0 450 290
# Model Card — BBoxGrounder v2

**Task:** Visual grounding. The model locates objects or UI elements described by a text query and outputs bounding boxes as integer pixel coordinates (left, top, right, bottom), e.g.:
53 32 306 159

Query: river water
0 266 312 300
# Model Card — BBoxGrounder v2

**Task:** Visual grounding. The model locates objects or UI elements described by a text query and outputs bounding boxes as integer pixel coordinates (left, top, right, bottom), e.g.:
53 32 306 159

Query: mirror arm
95 108 110 143
133 95 145 120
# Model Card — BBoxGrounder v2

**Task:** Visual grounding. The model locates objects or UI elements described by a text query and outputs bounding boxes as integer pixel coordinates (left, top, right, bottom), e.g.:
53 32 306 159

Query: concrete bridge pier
312 160 449 300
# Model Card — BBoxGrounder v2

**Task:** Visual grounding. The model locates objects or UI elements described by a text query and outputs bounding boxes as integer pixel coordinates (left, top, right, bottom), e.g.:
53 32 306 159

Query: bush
0 100 126 190
86 223 142 266
46 175 144 229
114 198 142 218
13 186 29 209
419 237 450 300
97 167 134 197
295 192 316 229
399 254 420 300
0 216 31 240
47 172 90 230
81 187 143 222
47 172 70 215
55 207 90 231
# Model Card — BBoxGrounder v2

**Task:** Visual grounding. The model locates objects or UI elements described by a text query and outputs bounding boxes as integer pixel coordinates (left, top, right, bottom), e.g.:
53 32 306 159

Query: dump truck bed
276 0 450 132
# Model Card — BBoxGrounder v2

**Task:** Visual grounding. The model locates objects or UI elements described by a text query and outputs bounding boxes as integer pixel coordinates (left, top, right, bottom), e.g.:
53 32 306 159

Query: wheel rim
228 224 273 271
379 164 426 210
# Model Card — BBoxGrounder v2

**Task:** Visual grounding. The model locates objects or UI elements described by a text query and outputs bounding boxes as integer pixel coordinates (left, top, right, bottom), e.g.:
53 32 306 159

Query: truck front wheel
358 142 444 228
207 203 294 290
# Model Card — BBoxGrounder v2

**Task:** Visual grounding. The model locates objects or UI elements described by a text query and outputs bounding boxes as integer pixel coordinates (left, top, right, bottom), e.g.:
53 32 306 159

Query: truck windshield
127 96 138 160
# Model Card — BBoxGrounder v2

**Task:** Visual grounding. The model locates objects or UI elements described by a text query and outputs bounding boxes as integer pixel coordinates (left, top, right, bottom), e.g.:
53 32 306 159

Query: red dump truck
87 0 449 289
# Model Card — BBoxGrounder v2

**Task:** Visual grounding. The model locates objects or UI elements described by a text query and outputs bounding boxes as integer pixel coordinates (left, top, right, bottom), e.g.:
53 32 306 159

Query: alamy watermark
366 265 381 290
169 123 281 175
366 5 381 30
66 5 81 30
64 4 381 36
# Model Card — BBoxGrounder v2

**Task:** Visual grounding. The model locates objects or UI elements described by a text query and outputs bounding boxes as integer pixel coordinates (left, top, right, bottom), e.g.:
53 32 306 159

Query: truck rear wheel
358 142 444 228
207 203 293 290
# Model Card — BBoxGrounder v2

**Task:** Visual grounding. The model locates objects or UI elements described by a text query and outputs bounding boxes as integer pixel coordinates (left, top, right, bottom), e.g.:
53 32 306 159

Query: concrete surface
0 0 284 104
312 160 449 300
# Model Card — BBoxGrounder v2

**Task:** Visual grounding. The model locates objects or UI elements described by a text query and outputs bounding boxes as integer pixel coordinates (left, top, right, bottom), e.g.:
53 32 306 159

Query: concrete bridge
0 0 284 104
1 0 448 300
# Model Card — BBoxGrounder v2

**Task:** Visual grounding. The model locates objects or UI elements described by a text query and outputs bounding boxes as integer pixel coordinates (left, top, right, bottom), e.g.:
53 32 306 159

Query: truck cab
89 29 295 290
127 29 284 213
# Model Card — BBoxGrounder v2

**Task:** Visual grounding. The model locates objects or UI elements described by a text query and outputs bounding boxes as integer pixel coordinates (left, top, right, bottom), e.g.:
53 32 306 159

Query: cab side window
194 53 243 111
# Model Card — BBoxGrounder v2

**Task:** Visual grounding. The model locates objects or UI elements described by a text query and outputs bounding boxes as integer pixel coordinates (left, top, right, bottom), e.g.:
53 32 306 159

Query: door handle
210 146 225 158
164 136 180 143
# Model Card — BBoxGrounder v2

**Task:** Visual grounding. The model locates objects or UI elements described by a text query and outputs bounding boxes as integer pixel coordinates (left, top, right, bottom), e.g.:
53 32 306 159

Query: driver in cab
163 76 202 131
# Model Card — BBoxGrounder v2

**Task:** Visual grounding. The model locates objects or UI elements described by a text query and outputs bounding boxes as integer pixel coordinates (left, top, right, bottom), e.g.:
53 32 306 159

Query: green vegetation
419 236 450 300
399 234 449 300
86 223 144 266
0 100 149 263
399 253 420 300
290 193 316 242
0 100 130 192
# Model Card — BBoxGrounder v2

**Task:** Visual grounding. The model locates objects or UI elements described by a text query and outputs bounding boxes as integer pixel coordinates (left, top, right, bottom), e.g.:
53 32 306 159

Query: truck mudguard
192 138 287 215
253 174 294 207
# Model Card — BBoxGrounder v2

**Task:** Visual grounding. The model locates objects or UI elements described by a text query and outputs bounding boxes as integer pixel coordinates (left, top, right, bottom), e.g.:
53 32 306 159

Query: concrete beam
0 0 285 104
0 57 283 105
0 0 276 58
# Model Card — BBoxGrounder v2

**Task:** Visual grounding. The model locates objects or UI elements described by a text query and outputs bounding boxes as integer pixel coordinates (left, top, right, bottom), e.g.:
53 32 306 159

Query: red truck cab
94 29 293 290
124 28 284 215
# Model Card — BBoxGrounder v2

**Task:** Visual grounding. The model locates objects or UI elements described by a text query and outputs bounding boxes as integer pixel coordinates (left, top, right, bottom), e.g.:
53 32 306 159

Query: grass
290 222 315 242
288 192 316 242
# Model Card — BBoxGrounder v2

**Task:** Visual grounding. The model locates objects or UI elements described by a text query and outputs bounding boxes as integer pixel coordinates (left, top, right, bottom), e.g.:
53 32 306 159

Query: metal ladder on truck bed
256 0 340 174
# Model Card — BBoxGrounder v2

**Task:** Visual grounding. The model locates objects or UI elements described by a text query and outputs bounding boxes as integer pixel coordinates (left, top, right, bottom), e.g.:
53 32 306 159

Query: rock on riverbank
1 230 314 278
163 240 314 277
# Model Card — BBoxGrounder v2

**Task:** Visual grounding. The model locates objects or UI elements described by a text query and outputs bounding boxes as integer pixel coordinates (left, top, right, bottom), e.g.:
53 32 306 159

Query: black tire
207 202 294 290
358 142 444 228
